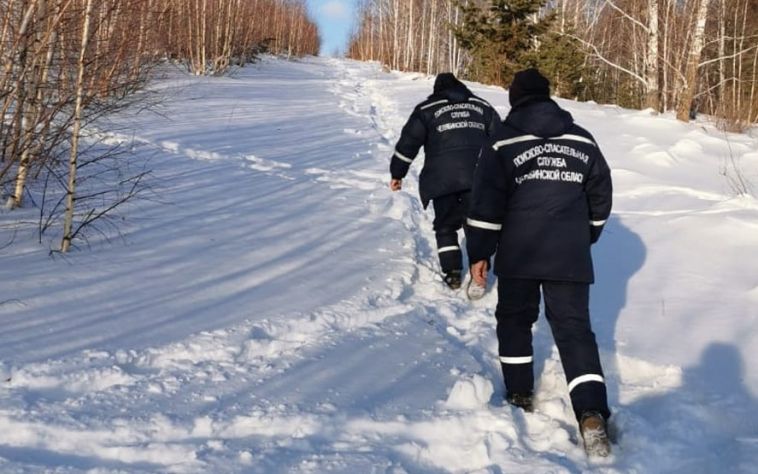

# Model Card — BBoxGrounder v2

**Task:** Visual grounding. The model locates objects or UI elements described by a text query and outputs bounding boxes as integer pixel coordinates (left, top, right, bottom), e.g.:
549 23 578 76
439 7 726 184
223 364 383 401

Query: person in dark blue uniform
466 68 613 456
389 73 501 291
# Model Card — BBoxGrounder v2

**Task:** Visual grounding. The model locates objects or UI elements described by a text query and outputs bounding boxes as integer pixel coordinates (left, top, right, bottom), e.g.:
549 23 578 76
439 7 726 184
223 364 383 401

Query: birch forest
0 0 319 251
348 0 470 76
347 0 758 128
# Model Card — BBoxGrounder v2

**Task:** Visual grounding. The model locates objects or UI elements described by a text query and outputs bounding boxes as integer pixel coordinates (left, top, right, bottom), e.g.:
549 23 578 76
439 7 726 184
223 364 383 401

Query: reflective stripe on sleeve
590 219 607 226
393 150 413 163
500 356 533 364
438 246 460 254
466 218 502 231
567 374 605 392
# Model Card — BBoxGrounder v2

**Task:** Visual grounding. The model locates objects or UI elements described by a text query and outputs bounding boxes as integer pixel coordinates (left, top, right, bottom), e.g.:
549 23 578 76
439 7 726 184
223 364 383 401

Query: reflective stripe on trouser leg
435 230 461 272
432 193 467 273
542 281 610 421
495 279 541 395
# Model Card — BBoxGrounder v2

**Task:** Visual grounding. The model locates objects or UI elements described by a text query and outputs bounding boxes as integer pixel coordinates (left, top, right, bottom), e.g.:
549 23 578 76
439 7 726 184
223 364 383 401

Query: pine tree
532 31 587 99
454 0 553 86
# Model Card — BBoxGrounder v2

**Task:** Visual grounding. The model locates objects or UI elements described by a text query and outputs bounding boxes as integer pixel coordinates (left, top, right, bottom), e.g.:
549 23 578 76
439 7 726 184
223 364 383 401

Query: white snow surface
1 56 758 473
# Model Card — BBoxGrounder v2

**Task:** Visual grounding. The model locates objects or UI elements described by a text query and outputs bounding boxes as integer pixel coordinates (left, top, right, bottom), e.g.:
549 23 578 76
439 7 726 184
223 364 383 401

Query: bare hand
389 179 402 191
470 260 489 287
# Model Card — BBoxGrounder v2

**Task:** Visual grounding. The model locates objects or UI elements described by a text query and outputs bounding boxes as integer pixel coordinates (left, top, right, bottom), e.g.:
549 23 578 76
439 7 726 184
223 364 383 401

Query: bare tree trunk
419 0 426 71
9 0 51 210
200 0 207 74
452 0 463 75
718 0 726 111
369 6 374 60
676 0 711 122
731 0 738 108
662 0 671 110
405 0 413 70
426 0 436 75
62 0 94 253
749 40 758 122
378 0 384 64
645 0 659 110
2 0 38 163
392 0 398 69
735 0 748 117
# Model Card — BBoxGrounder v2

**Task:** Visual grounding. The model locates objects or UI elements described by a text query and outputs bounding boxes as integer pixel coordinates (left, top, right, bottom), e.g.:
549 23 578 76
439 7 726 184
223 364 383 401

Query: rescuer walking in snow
389 72 501 296
466 68 614 456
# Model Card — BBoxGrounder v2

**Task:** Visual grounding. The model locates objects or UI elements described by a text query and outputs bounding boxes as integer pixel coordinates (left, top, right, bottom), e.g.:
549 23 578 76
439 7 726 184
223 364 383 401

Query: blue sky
308 0 357 56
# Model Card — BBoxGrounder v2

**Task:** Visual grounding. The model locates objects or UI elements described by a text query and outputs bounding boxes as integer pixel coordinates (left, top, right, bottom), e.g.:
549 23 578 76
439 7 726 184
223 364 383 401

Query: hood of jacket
430 73 472 102
505 98 574 138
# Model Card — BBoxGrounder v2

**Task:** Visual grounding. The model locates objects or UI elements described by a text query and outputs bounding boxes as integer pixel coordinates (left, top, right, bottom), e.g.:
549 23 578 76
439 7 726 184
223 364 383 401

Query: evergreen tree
454 0 553 87
531 31 587 99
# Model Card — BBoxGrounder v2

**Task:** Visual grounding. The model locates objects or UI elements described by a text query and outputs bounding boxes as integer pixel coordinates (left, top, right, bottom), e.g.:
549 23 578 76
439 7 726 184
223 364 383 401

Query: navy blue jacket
466 99 612 283
390 77 501 207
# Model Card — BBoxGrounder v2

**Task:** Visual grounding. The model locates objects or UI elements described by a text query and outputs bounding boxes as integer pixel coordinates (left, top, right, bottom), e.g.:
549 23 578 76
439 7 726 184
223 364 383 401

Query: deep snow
1 56 757 473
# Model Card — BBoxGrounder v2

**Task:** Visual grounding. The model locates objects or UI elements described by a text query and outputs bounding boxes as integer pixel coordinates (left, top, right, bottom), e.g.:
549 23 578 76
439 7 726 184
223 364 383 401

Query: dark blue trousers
432 191 470 273
495 278 610 421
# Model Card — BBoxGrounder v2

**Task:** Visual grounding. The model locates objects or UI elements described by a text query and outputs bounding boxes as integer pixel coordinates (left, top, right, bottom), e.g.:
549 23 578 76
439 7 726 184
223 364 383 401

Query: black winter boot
505 391 534 412
443 270 462 289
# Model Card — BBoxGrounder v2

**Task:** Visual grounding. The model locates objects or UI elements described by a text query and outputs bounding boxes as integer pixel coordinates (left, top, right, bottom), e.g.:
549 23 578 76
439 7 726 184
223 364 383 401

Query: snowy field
1 56 757 473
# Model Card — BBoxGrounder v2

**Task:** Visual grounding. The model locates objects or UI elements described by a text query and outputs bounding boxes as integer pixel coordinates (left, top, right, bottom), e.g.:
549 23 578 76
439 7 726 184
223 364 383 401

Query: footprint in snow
242 155 295 180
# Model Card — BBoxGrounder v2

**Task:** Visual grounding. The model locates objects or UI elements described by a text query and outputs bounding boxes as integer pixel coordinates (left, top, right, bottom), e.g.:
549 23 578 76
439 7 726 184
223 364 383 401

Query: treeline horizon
347 0 758 129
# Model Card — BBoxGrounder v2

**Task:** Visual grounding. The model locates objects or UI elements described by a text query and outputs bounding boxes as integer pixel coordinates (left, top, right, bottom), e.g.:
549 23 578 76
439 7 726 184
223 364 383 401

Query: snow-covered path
1 57 757 473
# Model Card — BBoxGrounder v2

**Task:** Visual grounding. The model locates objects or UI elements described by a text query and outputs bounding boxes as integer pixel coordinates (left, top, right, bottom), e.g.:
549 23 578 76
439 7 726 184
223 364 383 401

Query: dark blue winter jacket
390 75 501 207
466 98 612 283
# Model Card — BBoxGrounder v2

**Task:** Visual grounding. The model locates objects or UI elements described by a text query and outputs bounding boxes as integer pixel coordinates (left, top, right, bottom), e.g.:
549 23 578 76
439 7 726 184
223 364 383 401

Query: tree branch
699 44 758 68
603 0 649 33
69 170 149 242
558 31 646 84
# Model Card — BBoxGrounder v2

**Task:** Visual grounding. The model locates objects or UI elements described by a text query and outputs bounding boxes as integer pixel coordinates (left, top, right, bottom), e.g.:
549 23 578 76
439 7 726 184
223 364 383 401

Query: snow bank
445 374 494 410
1 56 757 472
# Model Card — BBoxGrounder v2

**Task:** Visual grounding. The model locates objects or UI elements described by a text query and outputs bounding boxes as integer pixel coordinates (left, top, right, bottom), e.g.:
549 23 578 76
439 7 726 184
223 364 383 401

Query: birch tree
61 0 94 253
645 0 660 110
676 0 711 121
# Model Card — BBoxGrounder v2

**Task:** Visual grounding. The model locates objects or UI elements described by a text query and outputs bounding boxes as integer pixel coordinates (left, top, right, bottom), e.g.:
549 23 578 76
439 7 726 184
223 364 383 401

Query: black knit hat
508 68 550 107
434 72 461 94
